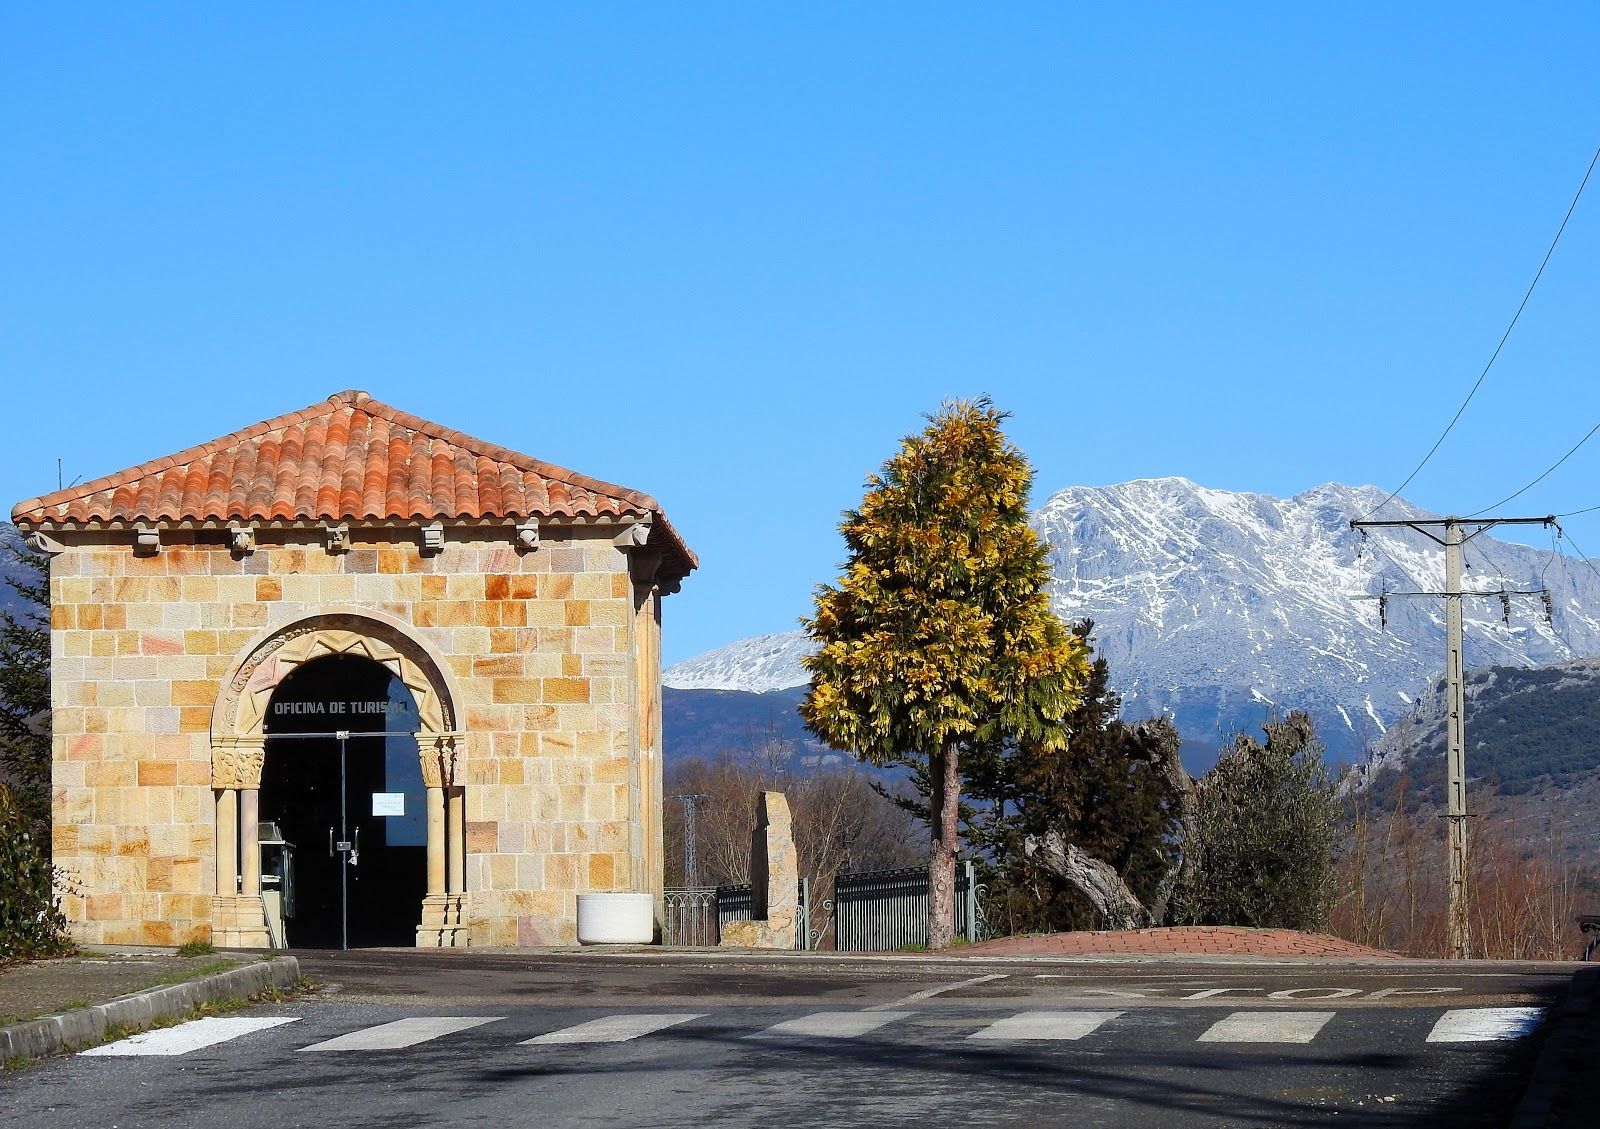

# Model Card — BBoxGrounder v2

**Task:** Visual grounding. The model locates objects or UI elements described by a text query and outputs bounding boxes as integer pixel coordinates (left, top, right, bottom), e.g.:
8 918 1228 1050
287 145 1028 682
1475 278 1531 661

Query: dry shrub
1333 771 1597 959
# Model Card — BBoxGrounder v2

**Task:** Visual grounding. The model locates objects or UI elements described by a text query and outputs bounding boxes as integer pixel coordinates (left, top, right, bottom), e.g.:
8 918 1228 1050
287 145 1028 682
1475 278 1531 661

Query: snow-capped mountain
663 478 1600 763
661 632 816 693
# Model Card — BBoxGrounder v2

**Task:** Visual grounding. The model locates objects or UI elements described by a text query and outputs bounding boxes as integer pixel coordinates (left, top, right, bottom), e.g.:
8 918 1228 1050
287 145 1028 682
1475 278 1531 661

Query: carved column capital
417 731 466 787
212 738 266 789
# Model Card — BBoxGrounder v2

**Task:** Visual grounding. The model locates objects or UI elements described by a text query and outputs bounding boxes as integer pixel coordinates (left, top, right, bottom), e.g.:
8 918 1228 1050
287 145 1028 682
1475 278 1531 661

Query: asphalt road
1 949 1578 1128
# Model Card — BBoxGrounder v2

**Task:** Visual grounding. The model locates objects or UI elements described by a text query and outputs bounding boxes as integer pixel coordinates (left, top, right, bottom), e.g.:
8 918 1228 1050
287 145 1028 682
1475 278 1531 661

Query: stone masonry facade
45 523 666 948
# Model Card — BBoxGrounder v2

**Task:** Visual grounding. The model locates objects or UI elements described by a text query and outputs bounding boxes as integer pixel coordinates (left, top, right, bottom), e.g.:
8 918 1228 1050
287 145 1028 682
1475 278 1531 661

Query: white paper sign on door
372 792 405 816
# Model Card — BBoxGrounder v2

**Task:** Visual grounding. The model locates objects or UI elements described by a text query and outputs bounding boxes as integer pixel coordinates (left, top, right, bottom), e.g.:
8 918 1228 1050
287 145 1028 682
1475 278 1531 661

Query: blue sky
4 5 1599 663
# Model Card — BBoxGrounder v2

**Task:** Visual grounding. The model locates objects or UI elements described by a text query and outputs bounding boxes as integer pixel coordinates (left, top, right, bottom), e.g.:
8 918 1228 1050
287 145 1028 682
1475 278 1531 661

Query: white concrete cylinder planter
576 892 654 944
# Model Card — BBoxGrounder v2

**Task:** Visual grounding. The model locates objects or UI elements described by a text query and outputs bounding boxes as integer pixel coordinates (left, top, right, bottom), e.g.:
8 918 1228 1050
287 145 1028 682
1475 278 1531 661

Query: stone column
215 789 238 896
426 786 447 896
211 740 270 948
239 788 261 897
446 787 465 894
418 733 467 948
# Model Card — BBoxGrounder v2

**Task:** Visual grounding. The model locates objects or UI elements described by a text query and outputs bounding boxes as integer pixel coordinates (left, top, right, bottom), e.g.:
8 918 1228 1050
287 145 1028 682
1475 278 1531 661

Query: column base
211 895 272 949
416 893 469 948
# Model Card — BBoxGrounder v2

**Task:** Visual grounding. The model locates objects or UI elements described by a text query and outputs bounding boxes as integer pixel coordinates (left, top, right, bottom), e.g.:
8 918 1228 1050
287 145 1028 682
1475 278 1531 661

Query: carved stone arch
210 608 463 788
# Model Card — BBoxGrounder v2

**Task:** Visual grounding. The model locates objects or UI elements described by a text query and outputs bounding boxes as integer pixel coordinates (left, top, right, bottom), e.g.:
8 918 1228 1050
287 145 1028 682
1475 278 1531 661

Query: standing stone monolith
719 790 798 949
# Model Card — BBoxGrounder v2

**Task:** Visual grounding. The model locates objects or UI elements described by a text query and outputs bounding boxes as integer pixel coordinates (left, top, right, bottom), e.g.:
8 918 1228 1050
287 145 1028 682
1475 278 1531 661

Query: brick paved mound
960 926 1401 959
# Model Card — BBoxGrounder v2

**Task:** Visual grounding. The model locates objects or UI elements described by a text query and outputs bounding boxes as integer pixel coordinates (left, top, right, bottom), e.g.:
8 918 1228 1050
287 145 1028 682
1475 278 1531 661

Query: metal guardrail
664 862 984 951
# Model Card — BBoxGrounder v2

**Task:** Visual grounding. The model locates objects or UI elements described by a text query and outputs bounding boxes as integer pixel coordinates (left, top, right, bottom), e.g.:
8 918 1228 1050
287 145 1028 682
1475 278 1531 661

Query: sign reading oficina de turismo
271 700 410 717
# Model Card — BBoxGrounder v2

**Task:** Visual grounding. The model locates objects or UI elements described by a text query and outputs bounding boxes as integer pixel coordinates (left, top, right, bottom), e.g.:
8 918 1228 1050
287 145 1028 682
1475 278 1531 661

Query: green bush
0 783 74 961
1186 712 1339 931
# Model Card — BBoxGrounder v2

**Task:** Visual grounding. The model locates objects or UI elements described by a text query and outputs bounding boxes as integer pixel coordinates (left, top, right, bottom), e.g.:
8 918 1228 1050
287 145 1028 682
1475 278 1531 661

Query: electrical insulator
1378 592 1388 632
1499 592 1511 625
1542 589 1554 624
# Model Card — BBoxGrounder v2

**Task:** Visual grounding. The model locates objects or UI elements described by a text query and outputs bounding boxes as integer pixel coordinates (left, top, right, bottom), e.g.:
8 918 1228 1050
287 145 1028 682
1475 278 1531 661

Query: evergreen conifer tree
971 623 1186 933
801 399 1089 947
0 526 50 835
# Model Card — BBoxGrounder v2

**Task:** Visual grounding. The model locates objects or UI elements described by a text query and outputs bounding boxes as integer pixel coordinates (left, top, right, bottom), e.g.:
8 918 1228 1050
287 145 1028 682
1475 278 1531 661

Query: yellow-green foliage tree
801 399 1090 947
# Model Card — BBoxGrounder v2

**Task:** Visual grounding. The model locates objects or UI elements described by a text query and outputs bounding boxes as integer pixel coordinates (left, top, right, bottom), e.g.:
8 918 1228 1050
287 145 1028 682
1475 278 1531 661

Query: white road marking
967 1010 1124 1042
298 1016 502 1051
521 1013 705 1045
866 973 1008 1011
80 1016 300 1057
1426 1007 1544 1043
748 1011 910 1039
1197 1011 1335 1043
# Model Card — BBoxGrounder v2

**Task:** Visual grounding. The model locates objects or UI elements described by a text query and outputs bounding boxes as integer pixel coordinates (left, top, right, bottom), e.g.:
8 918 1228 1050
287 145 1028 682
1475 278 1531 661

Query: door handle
329 827 334 859
350 827 359 867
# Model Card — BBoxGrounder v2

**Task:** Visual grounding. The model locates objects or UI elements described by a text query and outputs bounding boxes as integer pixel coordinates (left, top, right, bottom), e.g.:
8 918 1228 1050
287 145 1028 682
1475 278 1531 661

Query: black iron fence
662 861 984 951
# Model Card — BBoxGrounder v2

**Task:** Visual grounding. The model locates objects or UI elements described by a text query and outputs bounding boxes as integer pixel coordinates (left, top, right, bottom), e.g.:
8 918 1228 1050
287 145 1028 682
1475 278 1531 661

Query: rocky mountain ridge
664 478 1600 765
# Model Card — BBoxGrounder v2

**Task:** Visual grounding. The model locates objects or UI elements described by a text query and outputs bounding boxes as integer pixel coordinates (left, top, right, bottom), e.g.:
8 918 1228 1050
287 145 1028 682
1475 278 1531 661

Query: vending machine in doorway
259 821 296 949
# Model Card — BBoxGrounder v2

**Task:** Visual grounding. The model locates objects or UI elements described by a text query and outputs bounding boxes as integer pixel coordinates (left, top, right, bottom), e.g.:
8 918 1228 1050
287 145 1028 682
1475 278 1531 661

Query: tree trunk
1025 831 1147 930
1137 719 1200 925
926 740 960 948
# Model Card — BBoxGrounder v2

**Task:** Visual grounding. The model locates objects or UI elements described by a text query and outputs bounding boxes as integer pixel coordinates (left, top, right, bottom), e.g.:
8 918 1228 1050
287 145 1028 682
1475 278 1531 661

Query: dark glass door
261 655 427 948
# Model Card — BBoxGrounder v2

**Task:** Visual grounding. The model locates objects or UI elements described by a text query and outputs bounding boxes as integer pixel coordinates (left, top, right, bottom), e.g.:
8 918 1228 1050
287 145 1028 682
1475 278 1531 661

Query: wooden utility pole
1349 514 1554 960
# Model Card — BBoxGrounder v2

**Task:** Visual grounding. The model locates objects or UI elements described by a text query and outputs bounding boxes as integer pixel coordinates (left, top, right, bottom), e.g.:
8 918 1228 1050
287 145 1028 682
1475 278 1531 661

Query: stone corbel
612 518 652 550
417 732 465 788
212 738 266 789
514 519 539 553
421 522 446 556
134 523 162 557
25 531 65 556
228 523 257 556
324 523 350 554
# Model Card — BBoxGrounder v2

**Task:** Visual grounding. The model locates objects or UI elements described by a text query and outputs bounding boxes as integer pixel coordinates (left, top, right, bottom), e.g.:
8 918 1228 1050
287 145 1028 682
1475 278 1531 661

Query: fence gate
661 880 813 949
832 861 983 952
660 887 719 947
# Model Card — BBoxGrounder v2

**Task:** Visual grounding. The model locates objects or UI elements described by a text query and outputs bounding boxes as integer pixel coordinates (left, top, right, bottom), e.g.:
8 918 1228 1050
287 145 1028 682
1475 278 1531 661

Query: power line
1556 502 1600 518
1365 146 1600 519
1471 418 1600 515
1555 521 1600 587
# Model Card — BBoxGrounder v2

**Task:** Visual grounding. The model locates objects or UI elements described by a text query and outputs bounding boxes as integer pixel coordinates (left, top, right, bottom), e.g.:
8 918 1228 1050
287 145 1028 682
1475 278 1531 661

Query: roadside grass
153 958 240 985
176 940 216 958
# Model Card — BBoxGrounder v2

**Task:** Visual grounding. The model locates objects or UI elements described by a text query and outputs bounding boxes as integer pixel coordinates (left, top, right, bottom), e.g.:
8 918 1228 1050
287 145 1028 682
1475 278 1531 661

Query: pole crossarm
1352 588 1547 600
1350 515 1555 547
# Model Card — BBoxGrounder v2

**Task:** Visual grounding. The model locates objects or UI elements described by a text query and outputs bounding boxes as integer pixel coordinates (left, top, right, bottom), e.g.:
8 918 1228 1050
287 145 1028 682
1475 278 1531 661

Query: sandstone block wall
47 525 661 947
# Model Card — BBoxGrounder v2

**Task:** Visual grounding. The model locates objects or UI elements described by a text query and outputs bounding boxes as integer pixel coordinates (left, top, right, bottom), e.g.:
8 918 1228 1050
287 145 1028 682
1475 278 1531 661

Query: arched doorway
210 610 469 950
260 654 429 948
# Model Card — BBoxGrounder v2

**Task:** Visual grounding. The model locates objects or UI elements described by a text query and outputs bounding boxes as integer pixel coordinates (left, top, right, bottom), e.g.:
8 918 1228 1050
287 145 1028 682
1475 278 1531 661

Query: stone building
10 390 694 948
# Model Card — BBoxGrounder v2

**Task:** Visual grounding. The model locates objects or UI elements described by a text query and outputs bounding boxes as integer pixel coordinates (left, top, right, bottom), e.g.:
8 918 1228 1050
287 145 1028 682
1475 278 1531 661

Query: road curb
1510 964 1599 1128
0 954 300 1063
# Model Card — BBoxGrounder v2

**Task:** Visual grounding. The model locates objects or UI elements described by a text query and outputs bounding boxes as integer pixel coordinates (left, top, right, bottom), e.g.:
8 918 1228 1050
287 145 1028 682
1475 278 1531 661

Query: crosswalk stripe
747 1011 909 1040
298 1016 503 1052
1197 1011 1334 1044
967 1010 1124 1042
80 1016 300 1057
521 1013 706 1045
1426 1007 1543 1043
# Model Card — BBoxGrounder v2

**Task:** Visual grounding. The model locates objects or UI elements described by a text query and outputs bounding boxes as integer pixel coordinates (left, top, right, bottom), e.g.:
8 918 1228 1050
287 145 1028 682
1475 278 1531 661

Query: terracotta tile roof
11 390 695 576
